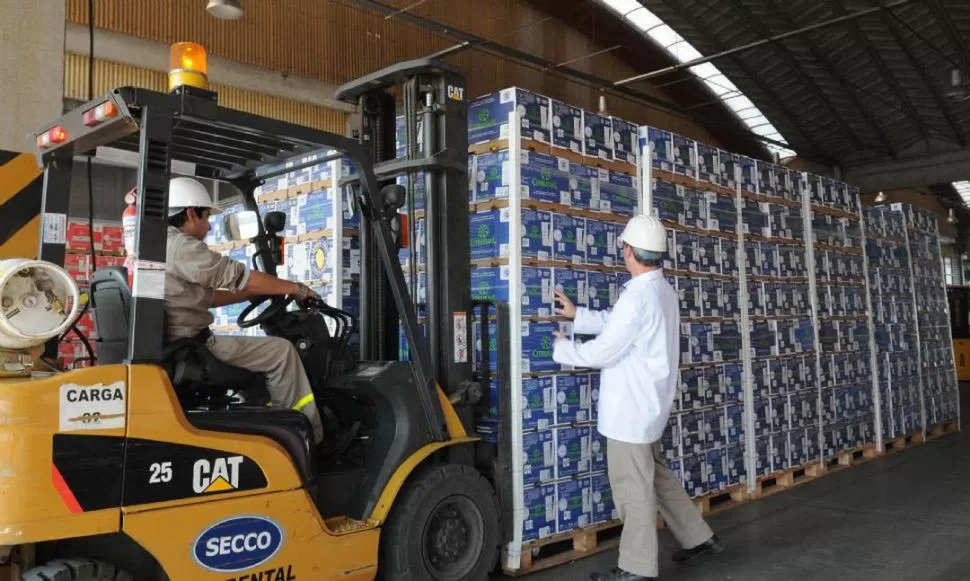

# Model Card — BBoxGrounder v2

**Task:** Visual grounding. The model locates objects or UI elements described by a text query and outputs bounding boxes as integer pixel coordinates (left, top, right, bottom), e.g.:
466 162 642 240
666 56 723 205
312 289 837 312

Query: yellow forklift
0 47 513 581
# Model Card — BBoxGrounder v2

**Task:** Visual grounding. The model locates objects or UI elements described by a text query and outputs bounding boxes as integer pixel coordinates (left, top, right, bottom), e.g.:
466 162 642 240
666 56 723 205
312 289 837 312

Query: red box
67 220 102 252
74 312 97 340
99 224 124 255
97 255 126 269
59 340 95 369
64 254 92 285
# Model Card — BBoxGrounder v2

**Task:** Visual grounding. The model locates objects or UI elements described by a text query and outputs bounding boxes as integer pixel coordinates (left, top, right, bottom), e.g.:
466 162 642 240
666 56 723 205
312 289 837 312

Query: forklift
0 47 513 581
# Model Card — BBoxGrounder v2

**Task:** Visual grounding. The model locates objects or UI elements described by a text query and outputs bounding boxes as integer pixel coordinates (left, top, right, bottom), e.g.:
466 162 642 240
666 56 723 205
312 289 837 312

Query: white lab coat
552 269 680 444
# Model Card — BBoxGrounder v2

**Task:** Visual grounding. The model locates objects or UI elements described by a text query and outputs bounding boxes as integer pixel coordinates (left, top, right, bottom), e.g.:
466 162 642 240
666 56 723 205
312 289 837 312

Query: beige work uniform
607 439 713 577
165 226 323 443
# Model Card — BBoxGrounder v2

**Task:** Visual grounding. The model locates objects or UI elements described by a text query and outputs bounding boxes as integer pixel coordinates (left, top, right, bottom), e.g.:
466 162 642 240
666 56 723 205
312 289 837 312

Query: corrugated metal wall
64 53 345 133
65 0 720 144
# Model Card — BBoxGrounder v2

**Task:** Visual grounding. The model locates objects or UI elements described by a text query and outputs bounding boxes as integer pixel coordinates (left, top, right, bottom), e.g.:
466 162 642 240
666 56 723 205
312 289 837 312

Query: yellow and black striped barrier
0 149 43 260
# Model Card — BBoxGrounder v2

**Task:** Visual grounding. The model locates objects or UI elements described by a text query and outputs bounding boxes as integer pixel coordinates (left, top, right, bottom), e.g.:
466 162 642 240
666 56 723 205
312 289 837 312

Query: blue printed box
770 433 790 472
469 87 551 144
740 156 757 194
697 142 720 186
586 270 612 311
706 448 728 492
469 208 553 261
585 220 619 266
522 483 557 542
557 478 592 532
672 133 698 179
556 426 591 478
523 431 555 485
681 454 707 498
721 362 745 402
522 321 569 373
724 403 745 442
552 268 588 310
551 100 584 154
653 178 686 225
678 367 704 410
394 115 424 158
682 323 714 364
719 150 740 191
396 171 426 211
591 473 617 524
307 236 362 281
590 429 607 472
707 192 738 234
641 126 674 172
471 266 554 317
523 377 556 431
660 420 681 459
552 214 586 264
296 188 360 234
582 111 613 160
589 373 600 421
612 117 638 166
568 162 595 209
679 411 706 455
757 160 777 197
726 444 745 485
555 375 591 424
597 170 638 216
523 151 573 205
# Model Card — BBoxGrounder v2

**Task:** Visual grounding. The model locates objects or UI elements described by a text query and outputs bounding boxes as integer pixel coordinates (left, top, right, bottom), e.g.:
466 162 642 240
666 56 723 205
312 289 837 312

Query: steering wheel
237 295 294 328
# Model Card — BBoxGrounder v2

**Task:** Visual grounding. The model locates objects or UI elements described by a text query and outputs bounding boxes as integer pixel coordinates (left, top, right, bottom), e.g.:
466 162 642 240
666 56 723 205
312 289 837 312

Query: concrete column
0 0 65 153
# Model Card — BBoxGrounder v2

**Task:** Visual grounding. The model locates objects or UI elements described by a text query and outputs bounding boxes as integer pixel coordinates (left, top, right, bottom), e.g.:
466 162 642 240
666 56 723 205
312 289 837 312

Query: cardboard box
521 321 570 373
557 478 592 532
739 156 757 194
713 321 744 362
64 254 93 285
551 99 584 154
100 224 124 255
596 169 638 216
726 444 745 486
568 162 595 210
468 207 553 261
589 373 601 420
296 188 360 234
523 431 556 485
611 117 638 166
590 429 607 472
523 376 556 431
703 407 724 450
642 126 673 172
659 419 682 460
672 134 698 179
555 374 591 424
471 266 553 317
681 453 707 497
721 362 745 402
585 220 619 266
757 161 777 198
552 268 588 311
556 426 591 478
741 198 770 237
754 435 771 476
469 87 551 144
706 447 728 491
585 270 612 311
682 323 714 364
653 178 687 225
590 473 617 524
720 238 740 277
307 236 362 281
679 411 706 456
724 403 745 442
719 150 741 191
770 432 791 473
522 483 557 541
697 143 720 186
582 111 613 160
552 214 586 264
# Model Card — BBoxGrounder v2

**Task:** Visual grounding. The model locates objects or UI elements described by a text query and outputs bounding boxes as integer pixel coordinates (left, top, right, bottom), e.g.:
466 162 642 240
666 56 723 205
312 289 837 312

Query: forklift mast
336 59 473 401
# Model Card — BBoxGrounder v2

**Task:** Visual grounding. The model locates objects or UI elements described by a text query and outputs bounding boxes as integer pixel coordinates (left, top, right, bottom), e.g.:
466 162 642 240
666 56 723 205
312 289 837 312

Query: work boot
672 534 723 563
589 567 655 580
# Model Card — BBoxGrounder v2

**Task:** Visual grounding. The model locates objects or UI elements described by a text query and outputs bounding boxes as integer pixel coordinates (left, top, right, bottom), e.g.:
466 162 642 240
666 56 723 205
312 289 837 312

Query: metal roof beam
844 147 970 192
652 0 832 157
822 0 932 141
762 0 898 158
878 7 965 146
924 0 970 76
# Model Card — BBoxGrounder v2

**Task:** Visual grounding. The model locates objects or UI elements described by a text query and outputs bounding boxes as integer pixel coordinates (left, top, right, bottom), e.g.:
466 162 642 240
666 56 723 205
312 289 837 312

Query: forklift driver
164 176 324 444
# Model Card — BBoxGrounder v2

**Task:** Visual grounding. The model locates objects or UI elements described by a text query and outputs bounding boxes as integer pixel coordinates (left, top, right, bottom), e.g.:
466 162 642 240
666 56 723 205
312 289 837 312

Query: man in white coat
552 214 721 580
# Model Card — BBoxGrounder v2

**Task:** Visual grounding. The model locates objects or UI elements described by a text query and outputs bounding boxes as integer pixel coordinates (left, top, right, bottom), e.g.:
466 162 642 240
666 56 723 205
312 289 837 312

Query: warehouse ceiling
532 0 970 199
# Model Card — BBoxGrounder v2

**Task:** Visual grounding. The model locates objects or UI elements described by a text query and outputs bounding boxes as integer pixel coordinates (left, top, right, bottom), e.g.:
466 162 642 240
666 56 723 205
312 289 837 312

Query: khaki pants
607 438 713 577
207 335 324 444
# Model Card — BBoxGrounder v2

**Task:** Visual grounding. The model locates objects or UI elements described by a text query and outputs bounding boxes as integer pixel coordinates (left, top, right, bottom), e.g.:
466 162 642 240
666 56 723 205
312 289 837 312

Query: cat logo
447 85 465 101
193 456 243 494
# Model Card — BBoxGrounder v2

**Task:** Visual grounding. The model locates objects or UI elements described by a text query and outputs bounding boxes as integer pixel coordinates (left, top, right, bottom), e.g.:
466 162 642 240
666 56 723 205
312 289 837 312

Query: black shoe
590 567 655 580
672 534 723 563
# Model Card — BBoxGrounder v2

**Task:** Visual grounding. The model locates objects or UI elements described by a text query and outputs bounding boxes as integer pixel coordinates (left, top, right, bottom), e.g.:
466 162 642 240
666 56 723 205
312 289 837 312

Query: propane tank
123 187 137 287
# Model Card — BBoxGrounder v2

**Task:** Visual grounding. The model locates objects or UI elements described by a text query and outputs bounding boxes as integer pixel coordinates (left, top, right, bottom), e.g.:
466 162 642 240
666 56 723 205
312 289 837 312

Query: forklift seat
89 266 269 407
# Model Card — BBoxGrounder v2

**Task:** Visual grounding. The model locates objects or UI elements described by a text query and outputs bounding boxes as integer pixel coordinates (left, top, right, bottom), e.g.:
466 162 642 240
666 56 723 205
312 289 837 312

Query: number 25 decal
149 461 173 484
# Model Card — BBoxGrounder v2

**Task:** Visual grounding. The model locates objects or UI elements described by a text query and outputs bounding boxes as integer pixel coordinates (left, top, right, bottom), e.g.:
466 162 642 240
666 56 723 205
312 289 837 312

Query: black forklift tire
379 463 501 581
21 559 134 581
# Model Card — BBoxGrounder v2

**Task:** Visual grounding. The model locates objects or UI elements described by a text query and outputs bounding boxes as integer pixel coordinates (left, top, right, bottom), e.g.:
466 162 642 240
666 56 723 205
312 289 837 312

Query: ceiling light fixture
949 208 959 224
874 191 887 203
206 0 244 20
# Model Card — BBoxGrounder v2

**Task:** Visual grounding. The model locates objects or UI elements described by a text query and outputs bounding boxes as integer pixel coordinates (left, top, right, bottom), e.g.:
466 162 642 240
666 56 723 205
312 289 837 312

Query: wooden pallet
693 483 747 516
748 461 825 500
504 520 626 576
826 443 878 472
926 420 959 441
881 430 924 455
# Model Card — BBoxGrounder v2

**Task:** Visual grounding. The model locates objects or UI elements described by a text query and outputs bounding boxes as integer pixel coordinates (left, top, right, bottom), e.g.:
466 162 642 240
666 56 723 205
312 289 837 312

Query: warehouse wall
65 0 723 145
0 0 65 152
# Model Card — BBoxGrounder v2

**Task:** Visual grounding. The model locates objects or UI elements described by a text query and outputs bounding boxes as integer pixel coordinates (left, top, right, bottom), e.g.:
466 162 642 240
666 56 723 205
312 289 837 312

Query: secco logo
193 516 284 573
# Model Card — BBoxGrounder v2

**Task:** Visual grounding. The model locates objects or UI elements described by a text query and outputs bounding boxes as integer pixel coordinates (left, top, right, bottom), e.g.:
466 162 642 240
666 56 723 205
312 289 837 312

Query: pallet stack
642 127 747 504
464 88 642 572
864 205 921 443
63 218 126 368
207 155 362 340
802 177 877 465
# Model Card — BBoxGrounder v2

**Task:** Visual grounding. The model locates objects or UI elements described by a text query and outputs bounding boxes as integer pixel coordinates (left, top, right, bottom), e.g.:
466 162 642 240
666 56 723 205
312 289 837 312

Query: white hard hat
168 177 222 216
619 214 667 253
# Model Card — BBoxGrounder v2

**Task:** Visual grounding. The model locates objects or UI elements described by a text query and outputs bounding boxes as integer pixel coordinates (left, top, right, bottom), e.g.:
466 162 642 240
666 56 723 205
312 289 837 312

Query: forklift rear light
82 101 119 127
169 42 208 91
35 126 68 149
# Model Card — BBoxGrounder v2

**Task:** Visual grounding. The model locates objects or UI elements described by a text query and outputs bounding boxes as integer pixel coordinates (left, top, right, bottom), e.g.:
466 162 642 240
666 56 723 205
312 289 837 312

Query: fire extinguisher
122 187 137 287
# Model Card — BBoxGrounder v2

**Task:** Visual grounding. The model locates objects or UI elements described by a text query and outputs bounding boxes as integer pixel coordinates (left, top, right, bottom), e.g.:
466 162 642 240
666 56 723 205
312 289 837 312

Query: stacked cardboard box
468 87 646 545
864 205 921 439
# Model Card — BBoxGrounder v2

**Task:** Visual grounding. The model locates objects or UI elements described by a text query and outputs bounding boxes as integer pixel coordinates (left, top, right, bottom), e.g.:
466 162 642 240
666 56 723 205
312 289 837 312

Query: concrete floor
506 385 969 580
